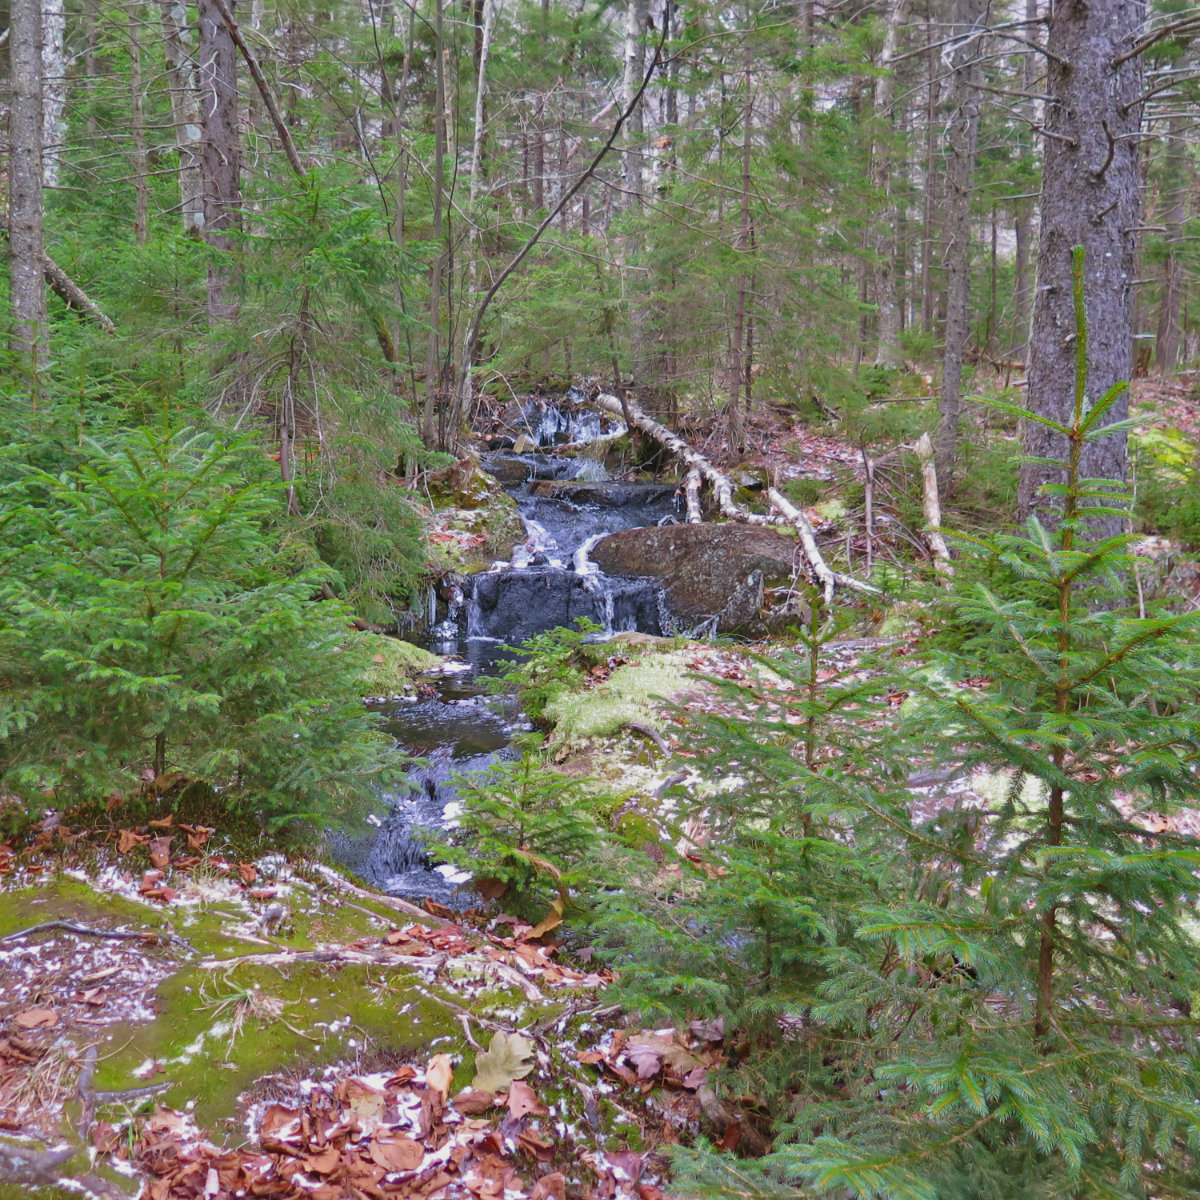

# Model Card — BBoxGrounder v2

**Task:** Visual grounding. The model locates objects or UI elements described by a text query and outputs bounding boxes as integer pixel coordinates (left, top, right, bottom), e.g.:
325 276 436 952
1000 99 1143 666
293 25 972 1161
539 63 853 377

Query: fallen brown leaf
370 1134 424 1172
426 1052 454 1098
506 1079 547 1120
13 1008 58 1030
148 835 173 870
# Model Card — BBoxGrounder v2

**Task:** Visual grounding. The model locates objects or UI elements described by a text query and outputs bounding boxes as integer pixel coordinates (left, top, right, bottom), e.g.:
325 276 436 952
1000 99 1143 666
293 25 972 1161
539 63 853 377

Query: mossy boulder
357 632 441 697
427 454 526 571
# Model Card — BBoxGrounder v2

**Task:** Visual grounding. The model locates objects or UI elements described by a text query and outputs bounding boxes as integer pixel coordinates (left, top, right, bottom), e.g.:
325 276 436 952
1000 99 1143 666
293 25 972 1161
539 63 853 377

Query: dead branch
913 433 953 574
592 390 878 604
0 216 116 333
198 948 448 972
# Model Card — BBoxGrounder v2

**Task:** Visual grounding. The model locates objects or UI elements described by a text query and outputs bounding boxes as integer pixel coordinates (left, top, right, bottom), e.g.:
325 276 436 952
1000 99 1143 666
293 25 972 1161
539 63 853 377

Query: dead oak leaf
148 836 173 870
13 1008 57 1030
426 1052 454 1098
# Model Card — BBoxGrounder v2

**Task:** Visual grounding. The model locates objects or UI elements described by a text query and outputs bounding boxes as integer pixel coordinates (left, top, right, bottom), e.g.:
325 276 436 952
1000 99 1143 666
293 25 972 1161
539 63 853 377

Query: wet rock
464 568 664 644
589 523 802 633
528 481 678 508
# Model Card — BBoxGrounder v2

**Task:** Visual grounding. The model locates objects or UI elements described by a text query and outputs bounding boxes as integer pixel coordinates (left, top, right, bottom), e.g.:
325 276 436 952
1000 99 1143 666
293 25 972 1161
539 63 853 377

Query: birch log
593 391 877 603
914 432 953 573
684 466 702 524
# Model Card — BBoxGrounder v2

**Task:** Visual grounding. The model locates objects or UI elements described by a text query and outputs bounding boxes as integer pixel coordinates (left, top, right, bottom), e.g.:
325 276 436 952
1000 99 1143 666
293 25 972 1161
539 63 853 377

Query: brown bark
198 0 243 324
934 0 987 489
9 0 47 371
1017 0 1145 537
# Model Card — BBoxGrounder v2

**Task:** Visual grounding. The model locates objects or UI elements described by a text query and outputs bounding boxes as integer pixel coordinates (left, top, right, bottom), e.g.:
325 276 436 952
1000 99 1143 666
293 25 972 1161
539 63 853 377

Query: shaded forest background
3 0 1199 621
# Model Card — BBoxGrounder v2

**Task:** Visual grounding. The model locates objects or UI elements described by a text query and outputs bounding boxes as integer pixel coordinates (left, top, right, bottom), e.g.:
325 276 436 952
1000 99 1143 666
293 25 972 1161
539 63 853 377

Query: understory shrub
0 422 395 828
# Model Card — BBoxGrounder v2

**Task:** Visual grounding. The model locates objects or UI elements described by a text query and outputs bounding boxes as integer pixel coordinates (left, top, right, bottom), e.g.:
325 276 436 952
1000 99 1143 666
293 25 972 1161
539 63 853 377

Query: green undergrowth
541 650 696 750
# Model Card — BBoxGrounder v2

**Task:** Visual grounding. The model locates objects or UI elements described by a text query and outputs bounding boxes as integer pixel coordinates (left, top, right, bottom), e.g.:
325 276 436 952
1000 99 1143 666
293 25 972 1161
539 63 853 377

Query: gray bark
872 0 910 370
159 0 205 236
1009 0 1040 364
9 0 47 370
1155 120 1187 374
130 7 150 244
41 0 66 190
1017 0 1145 535
934 0 987 488
198 0 242 322
622 0 650 381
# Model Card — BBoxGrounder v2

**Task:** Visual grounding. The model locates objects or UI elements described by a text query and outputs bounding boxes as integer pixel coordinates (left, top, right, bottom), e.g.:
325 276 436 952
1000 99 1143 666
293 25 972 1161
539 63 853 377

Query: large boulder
589 523 802 633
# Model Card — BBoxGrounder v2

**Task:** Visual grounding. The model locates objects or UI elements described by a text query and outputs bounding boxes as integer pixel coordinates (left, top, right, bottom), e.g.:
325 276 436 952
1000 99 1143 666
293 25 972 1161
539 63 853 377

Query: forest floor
4 373 1199 1200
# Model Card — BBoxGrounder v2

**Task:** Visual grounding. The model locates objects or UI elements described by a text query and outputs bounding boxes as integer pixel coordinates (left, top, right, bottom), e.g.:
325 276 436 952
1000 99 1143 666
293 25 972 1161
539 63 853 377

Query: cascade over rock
589 522 803 632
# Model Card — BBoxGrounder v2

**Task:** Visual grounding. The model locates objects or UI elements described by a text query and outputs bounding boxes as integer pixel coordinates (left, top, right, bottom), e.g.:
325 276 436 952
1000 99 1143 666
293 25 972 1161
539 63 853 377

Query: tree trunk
198 0 243 323
452 0 500 433
1017 0 1145 536
727 43 753 455
1155 119 1186 375
420 0 448 448
130 6 151 245
159 0 206 236
919 6 939 337
9 0 47 372
872 0 910 370
1009 0 1040 364
41 0 66 191
622 0 649 382
934 0 986 488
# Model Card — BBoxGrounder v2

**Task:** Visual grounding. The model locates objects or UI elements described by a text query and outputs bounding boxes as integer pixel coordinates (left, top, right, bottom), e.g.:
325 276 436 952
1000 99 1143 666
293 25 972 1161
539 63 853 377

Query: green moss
541 652 695 749
356 632 441 695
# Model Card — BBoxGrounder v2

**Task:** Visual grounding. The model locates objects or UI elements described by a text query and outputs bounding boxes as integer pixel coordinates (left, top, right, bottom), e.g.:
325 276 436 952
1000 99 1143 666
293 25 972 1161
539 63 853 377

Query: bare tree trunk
872 0 910 369
198 0 242 323
159 0 205 236
1155 119 1186 375
41 0 66 191
9 0 47 372
130 6 151 245
622 0 649 382
421 0 447 448
727 39 753 455
453 0 500 432
920 5 939 337
1017 0 1145 540
1009 0 1040 364
934 0 986 488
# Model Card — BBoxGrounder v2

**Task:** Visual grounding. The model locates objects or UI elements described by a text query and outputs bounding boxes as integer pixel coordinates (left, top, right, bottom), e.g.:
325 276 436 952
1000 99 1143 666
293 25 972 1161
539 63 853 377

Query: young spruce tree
622 250 1200 1198
0 423 395 828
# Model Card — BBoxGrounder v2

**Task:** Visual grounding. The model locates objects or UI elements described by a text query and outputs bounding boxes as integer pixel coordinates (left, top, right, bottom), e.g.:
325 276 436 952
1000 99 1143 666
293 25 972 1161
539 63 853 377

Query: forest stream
335 393 684 906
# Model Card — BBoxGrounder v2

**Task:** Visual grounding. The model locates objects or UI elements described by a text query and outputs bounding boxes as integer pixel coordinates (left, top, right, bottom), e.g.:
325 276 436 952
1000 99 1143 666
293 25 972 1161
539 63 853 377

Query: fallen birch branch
913 433 953 574
592 391 878 604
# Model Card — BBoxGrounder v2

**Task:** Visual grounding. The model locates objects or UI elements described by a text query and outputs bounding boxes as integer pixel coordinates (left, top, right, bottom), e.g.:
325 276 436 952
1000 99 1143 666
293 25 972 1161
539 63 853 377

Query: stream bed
334 396 681 905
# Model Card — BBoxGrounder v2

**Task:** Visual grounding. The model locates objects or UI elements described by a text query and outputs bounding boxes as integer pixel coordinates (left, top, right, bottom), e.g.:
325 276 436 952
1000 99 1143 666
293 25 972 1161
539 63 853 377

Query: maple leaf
471 1031 535 1093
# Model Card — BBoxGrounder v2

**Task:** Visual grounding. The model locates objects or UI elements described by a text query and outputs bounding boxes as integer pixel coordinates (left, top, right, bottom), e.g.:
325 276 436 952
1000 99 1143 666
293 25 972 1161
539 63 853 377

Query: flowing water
334 396 680 904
